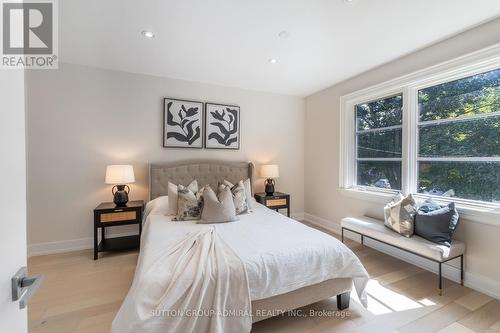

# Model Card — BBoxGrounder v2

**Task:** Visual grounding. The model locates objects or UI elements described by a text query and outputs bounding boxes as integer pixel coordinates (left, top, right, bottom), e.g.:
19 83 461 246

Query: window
341 48 500 208
417 68 500 203
355 94 403 190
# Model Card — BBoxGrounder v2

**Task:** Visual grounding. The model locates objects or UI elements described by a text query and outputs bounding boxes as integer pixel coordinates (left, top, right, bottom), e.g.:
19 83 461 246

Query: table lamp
105 165 135 207
260 164 279 196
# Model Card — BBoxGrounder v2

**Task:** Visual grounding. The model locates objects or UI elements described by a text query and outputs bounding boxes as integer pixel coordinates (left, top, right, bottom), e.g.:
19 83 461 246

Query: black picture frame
204 103 241 150
163 98 204 149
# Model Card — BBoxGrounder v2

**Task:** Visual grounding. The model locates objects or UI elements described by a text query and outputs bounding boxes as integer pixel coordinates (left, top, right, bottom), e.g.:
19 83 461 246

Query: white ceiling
60 0 500 96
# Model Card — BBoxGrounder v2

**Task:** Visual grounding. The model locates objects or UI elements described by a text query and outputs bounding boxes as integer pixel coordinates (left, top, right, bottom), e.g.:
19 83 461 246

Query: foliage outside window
352 67 500 204
417 68 500 203
355 95 403 190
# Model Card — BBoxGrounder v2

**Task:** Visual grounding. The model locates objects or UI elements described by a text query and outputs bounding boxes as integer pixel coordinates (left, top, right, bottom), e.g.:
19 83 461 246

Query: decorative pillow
218 180 249 215
167 180 198 216
200 186 238 224
223 178 254 210
173 183 204 221
414 198 460 247
384 193 417 238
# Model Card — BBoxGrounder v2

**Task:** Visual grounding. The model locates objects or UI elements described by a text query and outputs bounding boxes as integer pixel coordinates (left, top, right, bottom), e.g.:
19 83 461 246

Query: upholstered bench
341 216 465 295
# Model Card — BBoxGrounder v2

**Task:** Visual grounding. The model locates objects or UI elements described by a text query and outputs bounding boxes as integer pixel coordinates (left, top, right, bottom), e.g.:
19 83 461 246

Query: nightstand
254 192 290 217
93 200 144 260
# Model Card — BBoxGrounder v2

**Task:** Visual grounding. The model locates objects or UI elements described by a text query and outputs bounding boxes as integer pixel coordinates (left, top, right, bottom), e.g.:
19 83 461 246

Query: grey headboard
149 160 254 200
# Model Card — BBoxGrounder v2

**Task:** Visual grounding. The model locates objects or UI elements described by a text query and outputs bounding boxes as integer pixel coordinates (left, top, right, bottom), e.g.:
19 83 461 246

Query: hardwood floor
28 222 500 333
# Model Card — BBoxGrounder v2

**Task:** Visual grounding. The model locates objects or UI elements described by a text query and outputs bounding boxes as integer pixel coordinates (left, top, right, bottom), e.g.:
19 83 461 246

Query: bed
111 160 368 332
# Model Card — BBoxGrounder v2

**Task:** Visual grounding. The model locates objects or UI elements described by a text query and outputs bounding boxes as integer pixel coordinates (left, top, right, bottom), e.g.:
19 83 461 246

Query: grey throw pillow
200 186 239 224
218 180 249 215
173 183 204 221
384 193 417 238
414 198 460 247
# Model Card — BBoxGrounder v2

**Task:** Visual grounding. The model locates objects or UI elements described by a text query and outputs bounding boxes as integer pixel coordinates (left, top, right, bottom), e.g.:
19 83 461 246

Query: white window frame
339 44 500 225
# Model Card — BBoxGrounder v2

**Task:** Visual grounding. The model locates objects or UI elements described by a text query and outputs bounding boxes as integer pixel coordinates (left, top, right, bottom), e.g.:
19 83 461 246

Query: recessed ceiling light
278 31 290 39
344 0 354 3
269 58 277 64
141 30 155 38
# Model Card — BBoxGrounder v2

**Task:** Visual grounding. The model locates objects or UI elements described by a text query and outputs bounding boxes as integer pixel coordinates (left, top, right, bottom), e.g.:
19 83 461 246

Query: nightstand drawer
100 211 137 223
266 198 287 207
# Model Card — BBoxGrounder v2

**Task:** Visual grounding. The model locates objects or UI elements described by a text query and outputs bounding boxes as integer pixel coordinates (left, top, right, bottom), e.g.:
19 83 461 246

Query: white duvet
111 199 369 333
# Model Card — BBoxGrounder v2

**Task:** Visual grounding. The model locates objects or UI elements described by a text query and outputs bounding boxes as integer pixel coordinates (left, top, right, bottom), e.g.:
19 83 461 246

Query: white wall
305 18 500 297
0 71 27 331
26 63 305 254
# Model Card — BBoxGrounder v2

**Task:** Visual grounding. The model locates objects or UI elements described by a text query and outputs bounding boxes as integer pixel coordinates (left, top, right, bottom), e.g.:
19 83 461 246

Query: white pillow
384 193 417 238
223 178 254 210
167 180 198 216
144 196 169 220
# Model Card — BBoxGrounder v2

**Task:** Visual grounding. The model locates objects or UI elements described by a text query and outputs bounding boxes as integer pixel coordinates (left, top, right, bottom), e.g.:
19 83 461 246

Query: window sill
339 188 500 227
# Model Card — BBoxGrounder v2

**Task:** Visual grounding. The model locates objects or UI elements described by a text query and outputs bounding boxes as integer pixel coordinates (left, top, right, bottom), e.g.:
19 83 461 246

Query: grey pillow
218 180 249 215
173 184 204 221
384 193 417 238
200 186 238 224
414 199 460 247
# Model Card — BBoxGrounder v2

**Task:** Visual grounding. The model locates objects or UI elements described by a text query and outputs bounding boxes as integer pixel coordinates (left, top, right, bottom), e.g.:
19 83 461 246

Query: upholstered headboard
149 160 254 200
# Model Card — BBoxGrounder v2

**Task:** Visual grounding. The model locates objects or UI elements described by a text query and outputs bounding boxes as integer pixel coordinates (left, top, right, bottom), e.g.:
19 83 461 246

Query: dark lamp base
265 178 275 196
112 184 130 207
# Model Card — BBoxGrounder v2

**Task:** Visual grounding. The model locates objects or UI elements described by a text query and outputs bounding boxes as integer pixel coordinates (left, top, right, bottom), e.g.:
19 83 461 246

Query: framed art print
205 103 240 150
163 98 204 148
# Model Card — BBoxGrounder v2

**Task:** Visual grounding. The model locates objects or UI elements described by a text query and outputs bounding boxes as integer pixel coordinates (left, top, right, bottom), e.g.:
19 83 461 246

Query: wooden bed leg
460 255 464 286
336 292 350 310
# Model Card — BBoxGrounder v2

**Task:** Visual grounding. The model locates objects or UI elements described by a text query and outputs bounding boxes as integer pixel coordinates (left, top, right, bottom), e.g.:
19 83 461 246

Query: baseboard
304 212 500 301
28 231 138 257
291 212 305 221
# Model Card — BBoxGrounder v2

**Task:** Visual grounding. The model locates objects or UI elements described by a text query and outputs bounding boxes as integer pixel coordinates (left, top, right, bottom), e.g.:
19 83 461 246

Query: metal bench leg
361 235 364 246
460 255 464 286
438 262 442 296
341 228 344 243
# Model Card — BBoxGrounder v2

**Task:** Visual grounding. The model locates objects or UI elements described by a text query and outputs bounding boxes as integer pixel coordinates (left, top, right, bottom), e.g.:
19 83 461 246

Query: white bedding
140 200 368 302
112 199 369 332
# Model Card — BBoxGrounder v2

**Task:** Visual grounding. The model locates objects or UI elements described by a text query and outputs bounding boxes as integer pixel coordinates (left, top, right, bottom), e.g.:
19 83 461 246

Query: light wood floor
28 222 500 333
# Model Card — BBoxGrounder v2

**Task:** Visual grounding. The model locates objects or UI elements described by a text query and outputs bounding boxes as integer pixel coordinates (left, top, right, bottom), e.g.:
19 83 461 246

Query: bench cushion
341 216 465 262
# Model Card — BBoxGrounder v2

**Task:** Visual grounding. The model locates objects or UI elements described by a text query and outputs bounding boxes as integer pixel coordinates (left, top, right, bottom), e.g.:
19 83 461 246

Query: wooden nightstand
93 200 144 260
254 192 290 217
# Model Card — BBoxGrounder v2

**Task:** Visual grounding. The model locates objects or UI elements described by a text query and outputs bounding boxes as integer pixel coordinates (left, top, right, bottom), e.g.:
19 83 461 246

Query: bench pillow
414 199 460 247
384 193 417 238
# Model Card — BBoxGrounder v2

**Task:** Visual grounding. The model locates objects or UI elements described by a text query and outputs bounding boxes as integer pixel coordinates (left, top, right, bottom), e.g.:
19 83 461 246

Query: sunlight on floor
352 279 436 315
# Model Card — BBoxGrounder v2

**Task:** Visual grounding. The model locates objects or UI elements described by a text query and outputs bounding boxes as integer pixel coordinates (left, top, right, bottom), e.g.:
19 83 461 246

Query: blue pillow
414 198 459 247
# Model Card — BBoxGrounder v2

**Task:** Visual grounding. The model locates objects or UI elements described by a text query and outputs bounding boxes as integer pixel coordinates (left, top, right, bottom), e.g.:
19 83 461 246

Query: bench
341 216 465 295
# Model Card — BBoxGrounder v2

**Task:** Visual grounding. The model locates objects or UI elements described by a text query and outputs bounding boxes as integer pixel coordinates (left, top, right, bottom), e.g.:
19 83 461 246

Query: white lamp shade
260 164 279 178
105 165 135 184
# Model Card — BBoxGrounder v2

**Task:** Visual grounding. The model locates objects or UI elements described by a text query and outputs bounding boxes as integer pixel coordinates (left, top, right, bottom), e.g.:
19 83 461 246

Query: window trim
339 43 500 223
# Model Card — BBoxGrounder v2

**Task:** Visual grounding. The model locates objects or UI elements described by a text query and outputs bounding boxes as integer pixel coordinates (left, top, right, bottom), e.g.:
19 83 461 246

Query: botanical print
164 98 203 148
205 103 240 149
